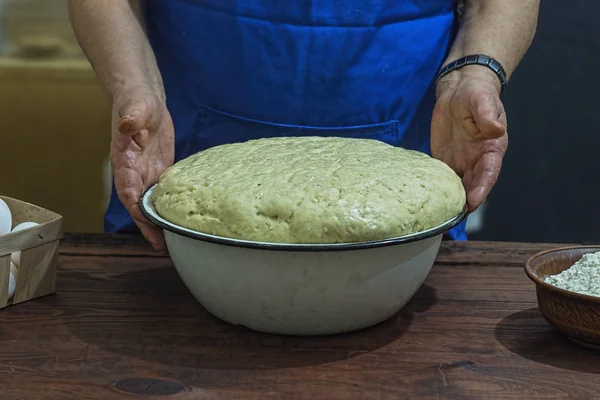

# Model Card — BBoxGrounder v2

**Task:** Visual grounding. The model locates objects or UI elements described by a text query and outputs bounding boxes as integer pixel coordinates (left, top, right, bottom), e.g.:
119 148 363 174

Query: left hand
431 67 509 213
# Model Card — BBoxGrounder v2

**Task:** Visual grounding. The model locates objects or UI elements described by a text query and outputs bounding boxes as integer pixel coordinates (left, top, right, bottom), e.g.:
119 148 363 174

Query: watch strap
436 54 507 94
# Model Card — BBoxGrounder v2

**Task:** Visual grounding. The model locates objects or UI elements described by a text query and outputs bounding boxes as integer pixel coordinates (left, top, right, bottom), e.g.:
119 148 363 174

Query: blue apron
105 0 467 241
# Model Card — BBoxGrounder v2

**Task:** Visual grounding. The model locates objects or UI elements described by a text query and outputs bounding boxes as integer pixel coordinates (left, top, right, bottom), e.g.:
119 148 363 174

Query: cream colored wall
0 0 112 233
0 57 112 233
1 0 81 58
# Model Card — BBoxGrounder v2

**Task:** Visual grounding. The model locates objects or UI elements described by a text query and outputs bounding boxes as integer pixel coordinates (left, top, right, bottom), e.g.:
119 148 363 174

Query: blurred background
0 0 594 243
467 0 600 244
0 0 111 233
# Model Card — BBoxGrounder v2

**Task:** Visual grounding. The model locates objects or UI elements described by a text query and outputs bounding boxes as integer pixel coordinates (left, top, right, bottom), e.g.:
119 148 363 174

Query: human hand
110 86 175 251
431 66 509 213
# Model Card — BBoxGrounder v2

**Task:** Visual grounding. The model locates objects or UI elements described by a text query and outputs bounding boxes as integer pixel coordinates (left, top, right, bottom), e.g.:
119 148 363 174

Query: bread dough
152 136 466 244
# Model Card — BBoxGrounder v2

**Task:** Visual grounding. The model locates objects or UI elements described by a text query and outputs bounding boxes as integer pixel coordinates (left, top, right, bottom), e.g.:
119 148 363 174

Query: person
68 0 539 251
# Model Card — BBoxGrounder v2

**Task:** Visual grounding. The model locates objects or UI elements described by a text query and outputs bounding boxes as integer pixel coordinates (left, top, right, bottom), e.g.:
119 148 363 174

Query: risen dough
152 136 466 244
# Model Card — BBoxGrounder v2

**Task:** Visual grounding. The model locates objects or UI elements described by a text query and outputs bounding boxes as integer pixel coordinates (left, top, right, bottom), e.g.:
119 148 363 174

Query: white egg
0 199 11 235
12 222 39 232
8 262 17 300
10 222 40 267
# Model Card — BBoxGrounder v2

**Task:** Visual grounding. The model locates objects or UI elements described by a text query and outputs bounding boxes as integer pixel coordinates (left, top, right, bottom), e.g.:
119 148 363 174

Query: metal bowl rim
139 184 467 252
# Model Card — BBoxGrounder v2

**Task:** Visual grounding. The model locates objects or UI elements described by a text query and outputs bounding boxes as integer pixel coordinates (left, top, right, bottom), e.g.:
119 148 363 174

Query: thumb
117 96 157 136
470 91 506 140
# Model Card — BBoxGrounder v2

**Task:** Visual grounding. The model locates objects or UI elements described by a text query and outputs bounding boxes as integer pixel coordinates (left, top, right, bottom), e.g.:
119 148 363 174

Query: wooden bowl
525 246 600 350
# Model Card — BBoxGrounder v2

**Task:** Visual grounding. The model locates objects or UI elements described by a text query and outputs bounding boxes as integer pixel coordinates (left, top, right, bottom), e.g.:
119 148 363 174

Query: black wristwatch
435 54 507 94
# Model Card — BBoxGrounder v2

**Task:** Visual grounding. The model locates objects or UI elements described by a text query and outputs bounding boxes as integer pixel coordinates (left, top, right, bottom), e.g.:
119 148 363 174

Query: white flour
544 252 600 296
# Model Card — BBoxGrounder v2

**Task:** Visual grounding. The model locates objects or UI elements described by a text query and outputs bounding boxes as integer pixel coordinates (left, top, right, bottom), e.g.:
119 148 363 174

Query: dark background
470 0 600 244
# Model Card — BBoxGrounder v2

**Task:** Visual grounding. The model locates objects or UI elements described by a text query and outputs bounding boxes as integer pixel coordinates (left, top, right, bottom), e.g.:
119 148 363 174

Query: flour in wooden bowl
151 136 466 244
544 252 600 297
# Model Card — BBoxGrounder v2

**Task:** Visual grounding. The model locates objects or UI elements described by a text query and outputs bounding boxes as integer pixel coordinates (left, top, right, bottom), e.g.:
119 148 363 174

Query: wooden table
0 234 598 399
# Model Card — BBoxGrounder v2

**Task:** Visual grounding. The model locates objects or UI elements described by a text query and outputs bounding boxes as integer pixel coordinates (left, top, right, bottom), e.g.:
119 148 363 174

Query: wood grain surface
0 234 596 399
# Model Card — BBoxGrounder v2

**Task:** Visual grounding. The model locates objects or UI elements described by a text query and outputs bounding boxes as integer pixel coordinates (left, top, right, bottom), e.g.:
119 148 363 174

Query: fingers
470 92 507 140
127 194 167 252
117 96 158 136
132 205 167 253
461 170 474 197
110 90 173 252
132 129 149 148
142 225 167 253
114 166 166 252
466 151 504 212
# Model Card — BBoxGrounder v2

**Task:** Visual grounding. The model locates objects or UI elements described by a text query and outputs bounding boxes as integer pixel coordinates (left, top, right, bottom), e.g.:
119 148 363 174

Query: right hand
110 86 175 252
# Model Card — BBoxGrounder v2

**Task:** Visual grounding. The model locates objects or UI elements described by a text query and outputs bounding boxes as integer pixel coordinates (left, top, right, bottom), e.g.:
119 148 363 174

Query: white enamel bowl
140 185 466 336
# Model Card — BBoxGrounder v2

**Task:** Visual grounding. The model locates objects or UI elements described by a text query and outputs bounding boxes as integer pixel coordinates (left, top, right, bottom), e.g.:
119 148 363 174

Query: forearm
67 0 164 100
440 0 540 91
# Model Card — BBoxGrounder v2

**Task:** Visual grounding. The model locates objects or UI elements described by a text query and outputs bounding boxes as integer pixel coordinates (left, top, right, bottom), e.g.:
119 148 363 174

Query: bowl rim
525 245 600 303
139 184 467 252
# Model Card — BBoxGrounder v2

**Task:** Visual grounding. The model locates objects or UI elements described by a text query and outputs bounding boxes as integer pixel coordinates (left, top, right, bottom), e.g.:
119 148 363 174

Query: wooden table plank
59 233 162 257
436 240 576 265
55 254 538 302
0 234 593 399
59 233 575 261
0 294 596 399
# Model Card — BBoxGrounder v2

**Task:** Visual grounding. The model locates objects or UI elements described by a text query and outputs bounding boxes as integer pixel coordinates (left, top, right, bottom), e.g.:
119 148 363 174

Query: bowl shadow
64 265 438 371
495 307 600 373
